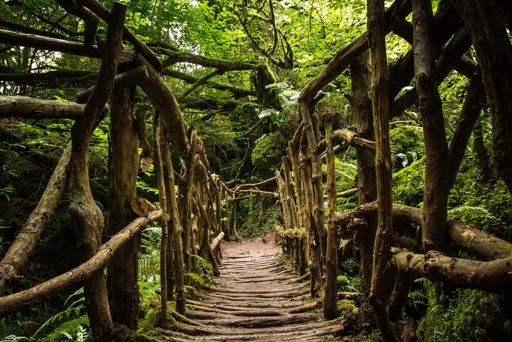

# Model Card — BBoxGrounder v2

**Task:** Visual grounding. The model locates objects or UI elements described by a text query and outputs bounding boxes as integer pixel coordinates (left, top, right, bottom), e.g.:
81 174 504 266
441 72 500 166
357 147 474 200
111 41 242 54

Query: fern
32 287 86 339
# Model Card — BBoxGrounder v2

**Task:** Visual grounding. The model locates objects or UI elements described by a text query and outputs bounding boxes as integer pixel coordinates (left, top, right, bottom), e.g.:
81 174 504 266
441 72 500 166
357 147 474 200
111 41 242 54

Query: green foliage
188 254 214 285
448 206 510 239
392 157 425 207
30 287 89 341
236 198 281 238
251 132 287 173
41 317 89 342
139 225 162 278
418 288 511 342
389 125 424 171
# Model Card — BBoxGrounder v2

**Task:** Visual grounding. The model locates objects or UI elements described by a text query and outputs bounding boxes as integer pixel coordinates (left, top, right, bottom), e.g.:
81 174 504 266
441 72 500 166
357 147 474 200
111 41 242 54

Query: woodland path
152 238 349 341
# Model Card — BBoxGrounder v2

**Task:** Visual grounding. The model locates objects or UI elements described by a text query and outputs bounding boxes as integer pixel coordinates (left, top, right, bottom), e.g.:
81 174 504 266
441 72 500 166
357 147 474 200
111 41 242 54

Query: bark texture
412 0 449 251
107 86 140 329
367 0 399 340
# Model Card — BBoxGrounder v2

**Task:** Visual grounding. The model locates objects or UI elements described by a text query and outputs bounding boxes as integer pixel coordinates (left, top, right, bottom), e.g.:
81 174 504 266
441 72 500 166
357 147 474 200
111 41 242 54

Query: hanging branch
179 69 224 101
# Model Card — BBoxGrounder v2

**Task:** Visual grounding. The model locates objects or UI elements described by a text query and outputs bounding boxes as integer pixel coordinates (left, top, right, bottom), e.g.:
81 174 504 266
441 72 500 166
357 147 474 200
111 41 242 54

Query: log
192 314 314 329
335 202 512 260
0 210 162 316
337 291 359 299
0 96 85 119
237 189 279 198
0 142 72 294
235 176 277 191
210 231 225 251
391 250 512 295
0 70 96 86
0 28 99 57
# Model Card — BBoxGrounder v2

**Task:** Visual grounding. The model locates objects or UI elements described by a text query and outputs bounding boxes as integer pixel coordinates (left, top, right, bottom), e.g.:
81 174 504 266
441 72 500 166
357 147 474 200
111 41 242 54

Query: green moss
251 132 287 172
337 299 359 317
138 308 162 334
389 125 424 171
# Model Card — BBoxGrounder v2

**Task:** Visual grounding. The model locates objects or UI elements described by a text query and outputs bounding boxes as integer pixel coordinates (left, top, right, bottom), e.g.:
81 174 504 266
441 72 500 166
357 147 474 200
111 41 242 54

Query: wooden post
162 141 186 314
107 85 140 329
181 131 197 273
367 0 399 341
67 3 126 340
323 121 338 319
153 113 169 324
412 0 449 251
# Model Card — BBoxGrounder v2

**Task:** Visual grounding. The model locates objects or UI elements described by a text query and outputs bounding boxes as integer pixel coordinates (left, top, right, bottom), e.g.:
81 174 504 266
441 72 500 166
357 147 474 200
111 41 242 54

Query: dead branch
0 210 162 316
0 143 72 294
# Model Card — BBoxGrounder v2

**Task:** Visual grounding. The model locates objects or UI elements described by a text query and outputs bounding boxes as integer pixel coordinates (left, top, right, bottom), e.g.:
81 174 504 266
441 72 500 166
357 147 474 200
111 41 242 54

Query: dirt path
153 238 349 341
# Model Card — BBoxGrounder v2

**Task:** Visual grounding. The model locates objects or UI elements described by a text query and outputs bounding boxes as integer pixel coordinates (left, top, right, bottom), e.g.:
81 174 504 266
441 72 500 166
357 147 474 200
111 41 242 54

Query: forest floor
149 237 353 341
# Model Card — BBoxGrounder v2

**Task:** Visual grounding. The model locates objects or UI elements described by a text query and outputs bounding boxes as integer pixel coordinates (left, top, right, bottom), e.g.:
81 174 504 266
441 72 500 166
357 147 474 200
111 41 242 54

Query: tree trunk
67 3 126 340
107 85 140 329
451 0 512 194
412 0 450 251
367 0 399 341
351 50 377 327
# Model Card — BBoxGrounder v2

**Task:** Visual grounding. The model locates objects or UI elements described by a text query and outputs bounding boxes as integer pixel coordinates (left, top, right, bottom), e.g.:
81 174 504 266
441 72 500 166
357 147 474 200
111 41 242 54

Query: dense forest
1 0 512 341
